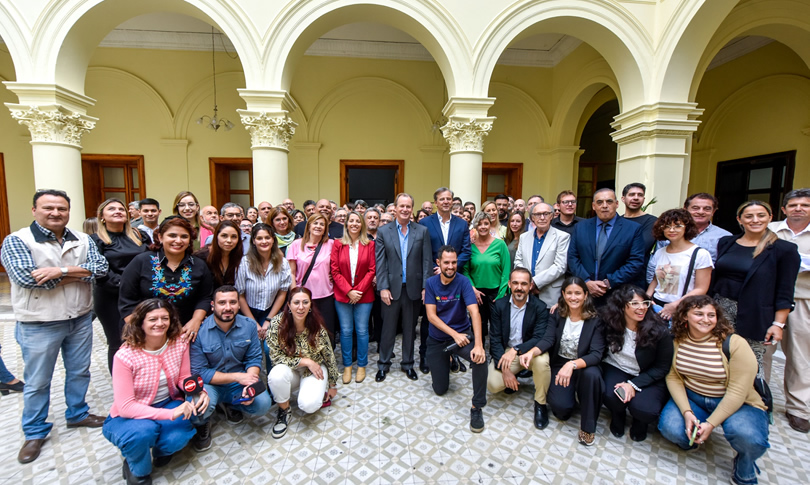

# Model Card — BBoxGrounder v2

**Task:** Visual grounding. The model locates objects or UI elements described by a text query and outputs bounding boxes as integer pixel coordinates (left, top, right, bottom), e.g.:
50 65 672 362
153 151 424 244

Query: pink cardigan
109 339 192 421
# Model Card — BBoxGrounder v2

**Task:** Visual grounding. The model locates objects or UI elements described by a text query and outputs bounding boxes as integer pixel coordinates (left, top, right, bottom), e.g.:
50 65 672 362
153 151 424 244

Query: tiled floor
0 277 809 483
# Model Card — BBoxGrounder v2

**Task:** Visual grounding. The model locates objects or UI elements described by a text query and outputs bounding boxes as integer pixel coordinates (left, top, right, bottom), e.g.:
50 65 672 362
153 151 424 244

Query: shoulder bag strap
681 247 700 297
301 241 323 287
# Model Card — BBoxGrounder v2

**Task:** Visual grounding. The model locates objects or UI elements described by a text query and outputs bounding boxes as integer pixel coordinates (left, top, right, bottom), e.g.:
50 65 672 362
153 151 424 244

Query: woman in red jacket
331 212 376 384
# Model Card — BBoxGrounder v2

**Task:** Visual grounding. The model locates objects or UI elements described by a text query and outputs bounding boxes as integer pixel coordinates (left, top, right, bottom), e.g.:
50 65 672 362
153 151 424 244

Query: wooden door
81 154 146 218
481 163 523 203
0 154 10 271
209 158 253 210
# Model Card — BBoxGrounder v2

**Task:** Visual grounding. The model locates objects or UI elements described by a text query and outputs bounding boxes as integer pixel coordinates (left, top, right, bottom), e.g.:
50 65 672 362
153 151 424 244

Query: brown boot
342 367 353 384
18 439 45 464
787 412 810 433
355 367 366 383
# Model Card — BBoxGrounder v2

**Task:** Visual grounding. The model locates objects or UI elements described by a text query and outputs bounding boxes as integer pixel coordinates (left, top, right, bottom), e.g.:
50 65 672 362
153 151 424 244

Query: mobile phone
614 386 626 401
231 397 252 405
688 424 699 446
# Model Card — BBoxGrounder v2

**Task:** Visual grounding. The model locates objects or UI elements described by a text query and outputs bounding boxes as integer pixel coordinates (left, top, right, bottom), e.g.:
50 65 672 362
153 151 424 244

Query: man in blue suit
419 187 471 373
567 188 646 306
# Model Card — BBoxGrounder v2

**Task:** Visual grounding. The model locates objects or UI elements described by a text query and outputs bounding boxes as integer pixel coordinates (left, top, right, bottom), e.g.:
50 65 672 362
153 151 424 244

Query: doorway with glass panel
209 158 253 211
81 154 146 218
481 163 523 203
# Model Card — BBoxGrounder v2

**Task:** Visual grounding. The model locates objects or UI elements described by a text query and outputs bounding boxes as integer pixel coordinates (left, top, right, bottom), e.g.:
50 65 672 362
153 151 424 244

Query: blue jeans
199 382 273 423
102 399 196 478
0 343 16 382
248 306 273 372
15 313 94 439
658 389 769 484
335 301 371 367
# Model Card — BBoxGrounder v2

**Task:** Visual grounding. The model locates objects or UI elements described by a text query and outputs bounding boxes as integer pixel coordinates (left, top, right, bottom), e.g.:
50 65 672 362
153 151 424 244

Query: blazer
294 220 344 239
567 216 646 288
489 295 549 369
375 220 432 301
514 227 570 307
330 239 377 304
419 213 471 271
538 313 605 368
710 234 800 341
604 328 673 389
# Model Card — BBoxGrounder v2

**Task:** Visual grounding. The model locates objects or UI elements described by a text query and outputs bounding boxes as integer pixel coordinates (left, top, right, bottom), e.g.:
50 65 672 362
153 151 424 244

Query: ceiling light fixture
197 26 233 131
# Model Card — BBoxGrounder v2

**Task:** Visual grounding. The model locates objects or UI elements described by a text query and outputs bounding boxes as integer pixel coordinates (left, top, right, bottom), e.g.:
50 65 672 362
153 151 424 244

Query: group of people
1 183 808 485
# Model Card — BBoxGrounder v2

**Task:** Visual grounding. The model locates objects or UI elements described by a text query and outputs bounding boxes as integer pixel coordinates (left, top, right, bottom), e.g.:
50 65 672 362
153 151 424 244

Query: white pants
268 363 328 414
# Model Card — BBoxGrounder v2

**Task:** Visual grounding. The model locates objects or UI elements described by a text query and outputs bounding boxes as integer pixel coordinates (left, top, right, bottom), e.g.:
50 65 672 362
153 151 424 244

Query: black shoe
419 358 429 374
375 370 387 382
504 387 517 395
450 356 459 373
272 407 290 439
470 407 485 433
193 421 212 452
534 402 549 430
629 420 648 442
610 418 625 438
403 368 418 381
152 453 173 468
123 460 152 485
0 380 24 394
516 370 533 379
218 403 244 424
456 355 467 373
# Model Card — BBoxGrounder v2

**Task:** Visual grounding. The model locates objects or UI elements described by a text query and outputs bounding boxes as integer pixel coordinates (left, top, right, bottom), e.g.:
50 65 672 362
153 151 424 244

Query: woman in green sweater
658 295 769 485
463 211 510 338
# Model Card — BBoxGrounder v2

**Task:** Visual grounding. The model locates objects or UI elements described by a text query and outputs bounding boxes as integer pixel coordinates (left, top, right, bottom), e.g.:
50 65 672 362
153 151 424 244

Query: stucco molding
6 104 97 148
440 118 494 153
239 111 298 150
610 102 703 145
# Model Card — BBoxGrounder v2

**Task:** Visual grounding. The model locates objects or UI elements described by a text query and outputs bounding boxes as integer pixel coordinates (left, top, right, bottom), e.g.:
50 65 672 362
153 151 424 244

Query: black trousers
313 295 337 350
426 335 487 409
378 285 420 371
547 363 603 433
476 287 498 338
371 292 383 344
418 305 428 361
601 363 669 425
93 287 121 373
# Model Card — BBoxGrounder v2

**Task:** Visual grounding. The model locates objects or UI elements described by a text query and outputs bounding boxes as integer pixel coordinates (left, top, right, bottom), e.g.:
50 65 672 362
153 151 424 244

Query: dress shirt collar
30 221 79 243
509 295 528 310
597 213 618 228
773 219 810 237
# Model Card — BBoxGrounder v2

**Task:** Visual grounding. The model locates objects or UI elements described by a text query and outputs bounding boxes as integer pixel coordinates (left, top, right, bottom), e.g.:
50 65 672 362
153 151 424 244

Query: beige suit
514 226 570 307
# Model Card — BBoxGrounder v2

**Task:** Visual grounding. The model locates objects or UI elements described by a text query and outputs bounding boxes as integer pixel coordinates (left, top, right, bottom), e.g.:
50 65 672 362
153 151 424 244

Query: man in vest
1 190 109 464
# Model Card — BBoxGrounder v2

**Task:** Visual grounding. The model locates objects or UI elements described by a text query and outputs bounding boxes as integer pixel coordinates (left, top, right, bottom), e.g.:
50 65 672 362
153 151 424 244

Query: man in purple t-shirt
424 245 488 432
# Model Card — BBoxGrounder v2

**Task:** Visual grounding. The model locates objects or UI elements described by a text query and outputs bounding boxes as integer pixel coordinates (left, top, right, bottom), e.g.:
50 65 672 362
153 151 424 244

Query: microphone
232 380 267 405
183 374 205 405
443 342 460 353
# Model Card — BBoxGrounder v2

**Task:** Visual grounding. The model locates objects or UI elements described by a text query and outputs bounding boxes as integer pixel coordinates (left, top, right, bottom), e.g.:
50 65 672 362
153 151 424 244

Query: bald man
201 205 220 227
257 201 272 223
293 198 343 239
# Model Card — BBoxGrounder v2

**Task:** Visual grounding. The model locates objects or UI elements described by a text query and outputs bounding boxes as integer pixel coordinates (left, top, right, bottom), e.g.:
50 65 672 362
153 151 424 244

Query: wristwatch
512 347 521 355
570 361 578 370
60 267 68 276
772 321 786 329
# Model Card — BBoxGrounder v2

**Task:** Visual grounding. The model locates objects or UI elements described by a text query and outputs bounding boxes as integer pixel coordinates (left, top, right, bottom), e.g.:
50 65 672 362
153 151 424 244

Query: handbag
722 335 774 423
300 241 323 287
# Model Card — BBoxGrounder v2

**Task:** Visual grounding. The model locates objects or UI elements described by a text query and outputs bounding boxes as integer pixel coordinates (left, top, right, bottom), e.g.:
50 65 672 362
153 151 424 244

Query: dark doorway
340 160 404 206
714 151 795 232
578 98 619 218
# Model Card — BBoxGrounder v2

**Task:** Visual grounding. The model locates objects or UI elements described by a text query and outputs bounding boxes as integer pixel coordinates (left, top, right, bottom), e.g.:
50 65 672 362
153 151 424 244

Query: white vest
10 226 95 322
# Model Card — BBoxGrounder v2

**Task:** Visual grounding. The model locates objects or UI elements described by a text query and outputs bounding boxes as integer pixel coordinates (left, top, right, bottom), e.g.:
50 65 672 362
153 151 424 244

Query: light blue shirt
595 214 619 243
396 220 409 283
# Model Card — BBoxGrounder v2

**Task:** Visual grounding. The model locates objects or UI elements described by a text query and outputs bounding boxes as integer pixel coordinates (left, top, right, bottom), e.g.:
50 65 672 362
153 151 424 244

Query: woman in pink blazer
331 212 376 384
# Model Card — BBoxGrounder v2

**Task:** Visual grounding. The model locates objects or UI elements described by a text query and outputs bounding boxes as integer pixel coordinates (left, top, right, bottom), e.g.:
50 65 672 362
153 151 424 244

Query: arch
306 77 433 143
265 1 469 96
86 67 174 137
696 74 810 148
686 0 810 101
0 2 28 81
33 0 256 95
473 0 649 108
549 59 620 147
488 82 552 148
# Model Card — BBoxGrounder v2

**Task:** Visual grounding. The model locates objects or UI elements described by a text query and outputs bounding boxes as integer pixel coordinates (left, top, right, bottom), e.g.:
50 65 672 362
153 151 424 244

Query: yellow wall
690 42 810 194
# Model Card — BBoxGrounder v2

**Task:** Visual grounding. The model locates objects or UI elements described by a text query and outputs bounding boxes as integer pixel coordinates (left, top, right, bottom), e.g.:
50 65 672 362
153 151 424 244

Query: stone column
440 97 495 205
6 103 96 231
611 103 703 215
539 146 585 200
238 90 298 205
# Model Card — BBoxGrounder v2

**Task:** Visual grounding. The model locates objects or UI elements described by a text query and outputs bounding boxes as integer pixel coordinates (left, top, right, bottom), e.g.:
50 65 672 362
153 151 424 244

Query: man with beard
621 183 657 285
303 200 317 217
190 286 272 451
487 268 551 429
424 245 487 432
365 208 380 240
495 194 510 226
201 205 220 228
513 199 526 217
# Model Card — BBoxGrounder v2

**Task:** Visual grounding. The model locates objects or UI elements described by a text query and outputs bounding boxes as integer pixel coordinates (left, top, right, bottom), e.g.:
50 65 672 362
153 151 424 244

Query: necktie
595 222 609 278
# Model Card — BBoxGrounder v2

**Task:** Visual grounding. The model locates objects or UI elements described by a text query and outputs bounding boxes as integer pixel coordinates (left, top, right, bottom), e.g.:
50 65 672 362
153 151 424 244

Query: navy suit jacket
567 216 646 288
419 213 471 271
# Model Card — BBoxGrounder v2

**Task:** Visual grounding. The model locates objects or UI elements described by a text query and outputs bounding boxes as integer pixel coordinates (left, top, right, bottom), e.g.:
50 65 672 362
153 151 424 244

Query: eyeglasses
532 212 553 219
627 300 653 309
177 202 197 209
560 200 577 206
664 224 685 231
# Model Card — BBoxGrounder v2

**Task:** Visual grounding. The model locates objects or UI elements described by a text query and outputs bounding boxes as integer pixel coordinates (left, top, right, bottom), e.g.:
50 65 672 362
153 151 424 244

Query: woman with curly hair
103 299 209 485
266 288 339 439
600 285 672 442
658 295 769 485
646 209 713 320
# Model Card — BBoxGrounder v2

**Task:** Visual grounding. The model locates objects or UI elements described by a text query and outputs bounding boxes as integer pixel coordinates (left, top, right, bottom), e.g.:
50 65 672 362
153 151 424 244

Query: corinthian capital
8 105 96 148
440 118 493 153
239 111 298 150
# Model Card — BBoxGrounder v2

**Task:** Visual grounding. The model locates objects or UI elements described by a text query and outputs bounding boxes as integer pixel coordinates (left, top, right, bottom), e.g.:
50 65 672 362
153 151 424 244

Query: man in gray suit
375 193 432 382
514 202 570 307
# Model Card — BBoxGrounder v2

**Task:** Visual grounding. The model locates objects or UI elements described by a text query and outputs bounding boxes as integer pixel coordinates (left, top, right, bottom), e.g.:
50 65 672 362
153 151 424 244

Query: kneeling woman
601 286 672 442
658 295 769 485
543 277 605 446
103 299 209 485
267 288 339 439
